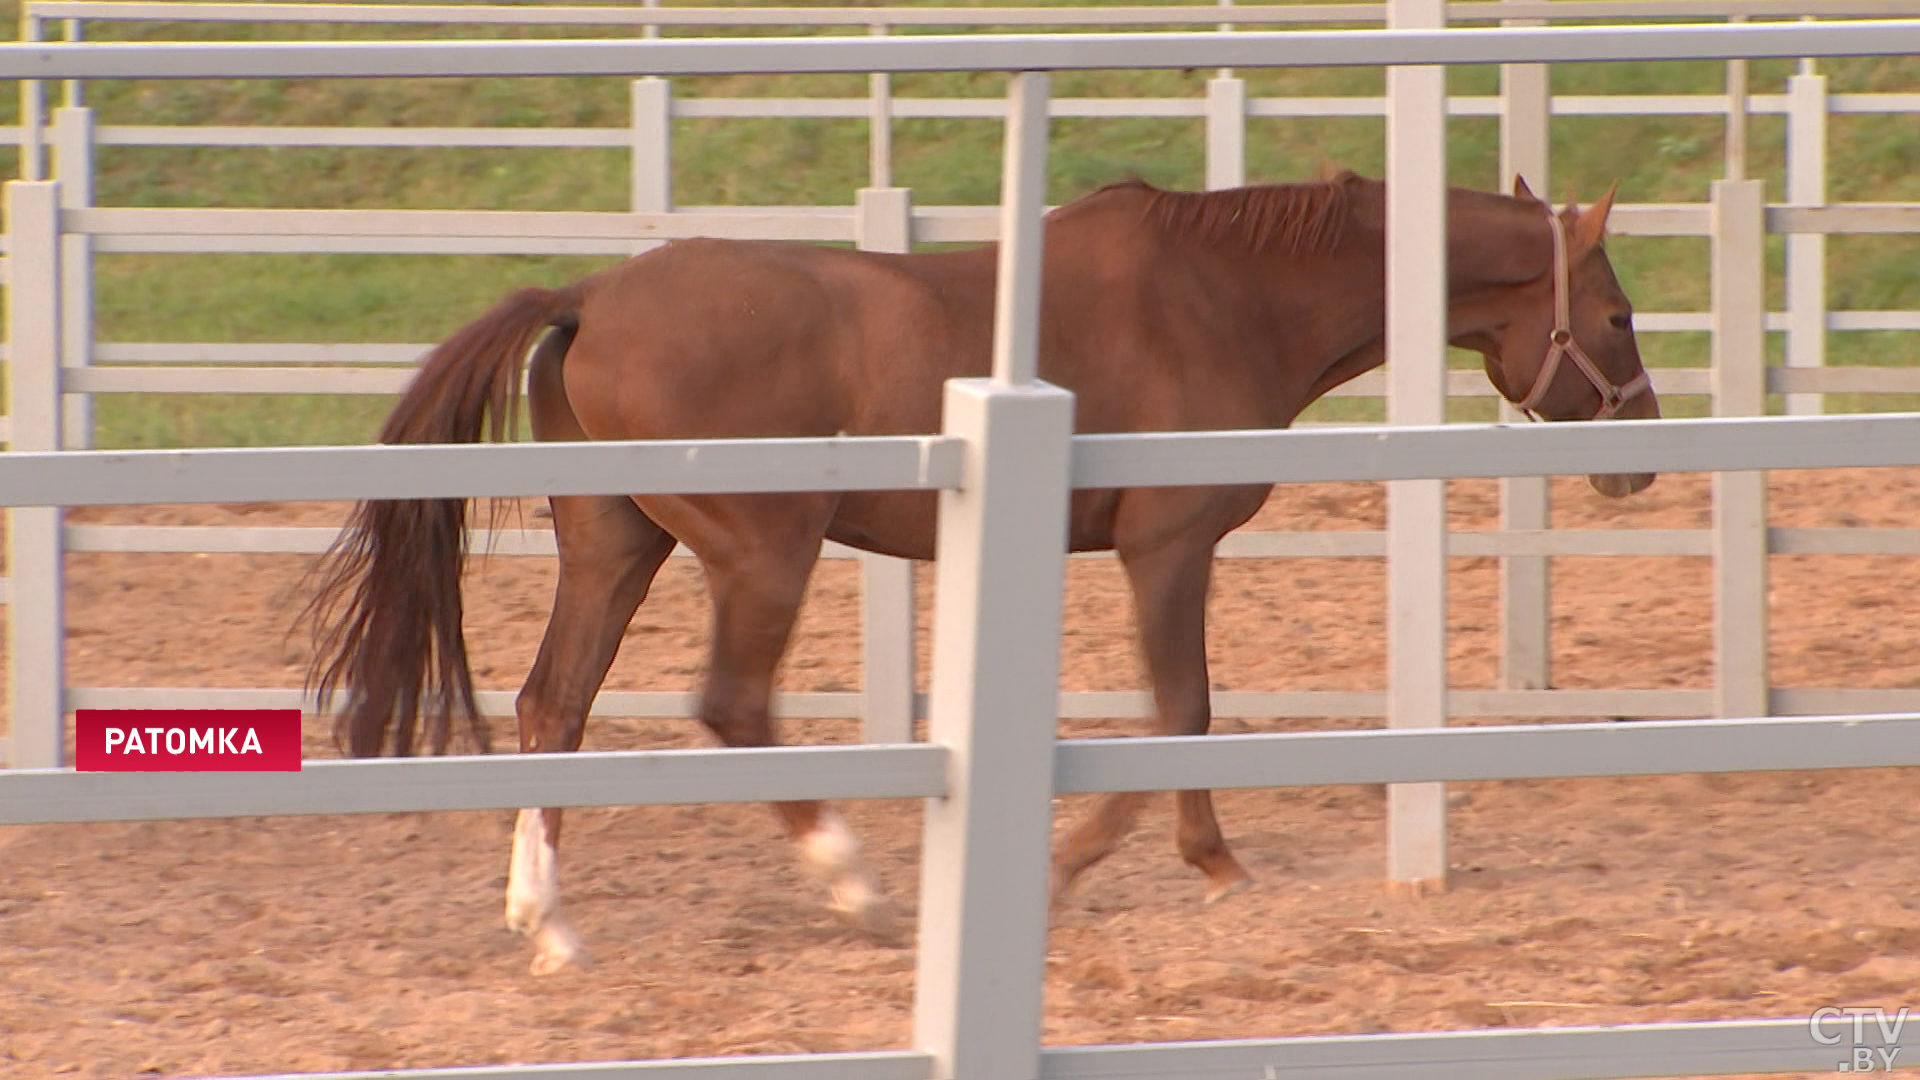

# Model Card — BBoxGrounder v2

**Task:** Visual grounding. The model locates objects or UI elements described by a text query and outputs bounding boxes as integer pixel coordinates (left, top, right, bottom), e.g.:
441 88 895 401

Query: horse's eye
1609 312 1633 331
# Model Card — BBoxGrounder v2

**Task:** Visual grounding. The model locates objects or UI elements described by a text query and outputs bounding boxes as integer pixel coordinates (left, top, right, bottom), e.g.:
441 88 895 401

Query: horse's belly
826 492 941 561
826 489 1119 562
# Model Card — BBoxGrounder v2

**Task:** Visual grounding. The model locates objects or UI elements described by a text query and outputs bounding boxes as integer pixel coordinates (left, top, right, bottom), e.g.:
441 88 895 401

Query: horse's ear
1511 174 1538 202
1573 181 1620 249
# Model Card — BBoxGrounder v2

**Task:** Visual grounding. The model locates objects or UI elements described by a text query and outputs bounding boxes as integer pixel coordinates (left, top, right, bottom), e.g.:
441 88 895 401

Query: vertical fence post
52 105 94 449
1204 74 1246 191
19 14 45 180
1723 16 1749 182
868 24 894 190
1497 9 1552 694
62 17 84 111
855 187 919 744
1385 0 1448 890
1784 62 1827 417
630 77 672 257
6 180 66 769
913 71 1068 1080
1711 179 1769 720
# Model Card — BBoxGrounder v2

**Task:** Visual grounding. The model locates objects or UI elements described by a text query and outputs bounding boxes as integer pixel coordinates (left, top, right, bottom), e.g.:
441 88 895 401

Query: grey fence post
855 186 918 744
1205 75 1245 191
19 14 46 180
913 71 1068 1080
6 180 67 769
630 77 672 256
1385 0 1448 890
1498 5 1552 694
52 105 94 449
868 24 894 190
1784 65 1827 417
1724 17 1749 181
1710 179 1770 720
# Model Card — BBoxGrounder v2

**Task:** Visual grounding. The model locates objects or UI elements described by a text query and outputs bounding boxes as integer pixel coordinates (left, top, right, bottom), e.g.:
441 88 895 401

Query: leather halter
1513 210 1652 421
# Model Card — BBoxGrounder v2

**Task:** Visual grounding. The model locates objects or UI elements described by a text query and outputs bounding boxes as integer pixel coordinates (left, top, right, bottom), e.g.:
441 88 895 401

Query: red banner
74 710 304 772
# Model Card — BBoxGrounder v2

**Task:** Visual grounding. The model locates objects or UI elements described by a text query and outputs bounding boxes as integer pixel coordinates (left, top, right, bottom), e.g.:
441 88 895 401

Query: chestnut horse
304 171 1659 975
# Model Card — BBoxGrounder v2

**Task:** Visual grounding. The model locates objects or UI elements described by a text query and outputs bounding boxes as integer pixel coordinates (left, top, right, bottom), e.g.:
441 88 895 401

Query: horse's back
560 239 994 444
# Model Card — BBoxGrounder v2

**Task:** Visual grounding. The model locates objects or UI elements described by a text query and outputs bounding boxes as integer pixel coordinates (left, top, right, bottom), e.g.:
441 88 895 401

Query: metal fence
6 14 1920 1079
4 0 1920 779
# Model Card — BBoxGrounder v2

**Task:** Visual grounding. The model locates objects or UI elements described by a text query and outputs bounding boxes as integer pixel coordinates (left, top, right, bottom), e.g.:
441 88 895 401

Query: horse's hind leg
1054 530 1253 904
507 494 677 974
678 500 890 935
505 329 678 974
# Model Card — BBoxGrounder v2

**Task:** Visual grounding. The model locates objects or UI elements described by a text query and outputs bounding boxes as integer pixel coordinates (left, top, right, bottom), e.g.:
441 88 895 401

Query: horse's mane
1106 172 1356 255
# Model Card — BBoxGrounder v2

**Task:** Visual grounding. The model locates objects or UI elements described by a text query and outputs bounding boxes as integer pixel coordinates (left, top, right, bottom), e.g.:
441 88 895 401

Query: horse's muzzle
1585 388 1659 498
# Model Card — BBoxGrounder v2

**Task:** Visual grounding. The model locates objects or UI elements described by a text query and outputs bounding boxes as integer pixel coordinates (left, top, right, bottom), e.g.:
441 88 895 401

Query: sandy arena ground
4 467 1920 1079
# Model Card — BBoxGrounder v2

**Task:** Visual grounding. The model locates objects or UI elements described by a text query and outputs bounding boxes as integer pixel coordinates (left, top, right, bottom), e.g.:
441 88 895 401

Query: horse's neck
1445 194 1552 295
1290 192 1545 408
1239 227 1394 420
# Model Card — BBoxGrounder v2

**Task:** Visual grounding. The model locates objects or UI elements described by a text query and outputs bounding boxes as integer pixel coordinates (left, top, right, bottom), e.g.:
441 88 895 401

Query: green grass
2 1 1913 447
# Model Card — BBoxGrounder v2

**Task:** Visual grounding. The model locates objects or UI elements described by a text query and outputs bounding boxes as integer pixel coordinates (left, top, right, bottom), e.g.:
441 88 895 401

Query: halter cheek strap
1513 210 1653 421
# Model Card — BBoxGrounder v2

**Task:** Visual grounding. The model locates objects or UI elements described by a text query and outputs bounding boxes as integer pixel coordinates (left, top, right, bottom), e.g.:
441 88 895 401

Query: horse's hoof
527 924 590 976
831 887 905 945
529 946 588 977
1203 874 1254 906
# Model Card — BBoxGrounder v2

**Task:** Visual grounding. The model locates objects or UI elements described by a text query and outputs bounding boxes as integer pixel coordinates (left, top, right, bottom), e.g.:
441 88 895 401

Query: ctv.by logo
1811 1006 1909 1073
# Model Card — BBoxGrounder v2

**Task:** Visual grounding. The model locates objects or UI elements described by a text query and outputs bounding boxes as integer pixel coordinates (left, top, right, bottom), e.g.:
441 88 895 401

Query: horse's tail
300 283 587 757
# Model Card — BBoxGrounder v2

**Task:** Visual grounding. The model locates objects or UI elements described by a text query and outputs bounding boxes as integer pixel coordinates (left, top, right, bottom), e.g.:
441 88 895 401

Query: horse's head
1468 177 1660 499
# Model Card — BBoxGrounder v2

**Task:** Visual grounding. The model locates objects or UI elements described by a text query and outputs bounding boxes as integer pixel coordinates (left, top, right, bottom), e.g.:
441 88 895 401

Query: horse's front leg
1055 522 1253 905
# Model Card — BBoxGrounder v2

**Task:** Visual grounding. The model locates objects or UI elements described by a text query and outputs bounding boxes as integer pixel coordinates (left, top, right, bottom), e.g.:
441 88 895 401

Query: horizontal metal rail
212 1057 937 1080
1040 1018 1920 1080
8 414 1920 508
27 0 1920 27
64 687 873 720
51 92 1920 141
1072 413 1920 490
0 88 1898 144
56 685 1734 723
14 711 1916 821
93 343 433 364
44 687 1920 723
38 203 1915 256
50 354 1920 395
68 206 860 246
39 360 1920 400
5 21 1920 81
0 742 950 825
124 1015 1920 1080
57 523 1920 559
46 361 1920 397
0 435 963 506
1053 713 1920 793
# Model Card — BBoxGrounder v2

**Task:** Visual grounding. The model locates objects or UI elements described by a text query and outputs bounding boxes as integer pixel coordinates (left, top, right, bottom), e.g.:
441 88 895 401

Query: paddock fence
1 1 1919 783
6 16 1920 1079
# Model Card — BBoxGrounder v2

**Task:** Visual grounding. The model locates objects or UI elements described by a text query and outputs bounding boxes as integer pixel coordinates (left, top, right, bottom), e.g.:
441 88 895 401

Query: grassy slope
1 1 1913 445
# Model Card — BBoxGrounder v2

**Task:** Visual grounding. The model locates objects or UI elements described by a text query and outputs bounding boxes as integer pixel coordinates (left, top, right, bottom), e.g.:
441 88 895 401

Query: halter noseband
1513 210 1652 421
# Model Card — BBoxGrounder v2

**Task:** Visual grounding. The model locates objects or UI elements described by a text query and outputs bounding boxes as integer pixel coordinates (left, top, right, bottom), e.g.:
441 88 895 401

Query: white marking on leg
505 808 586 974
505 808 556 932
801 810 879 919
